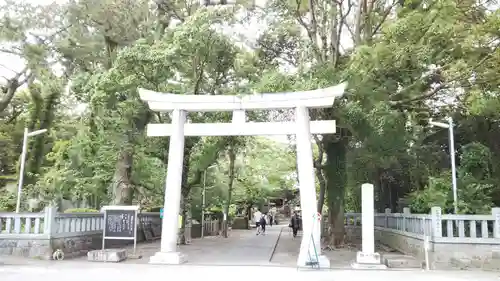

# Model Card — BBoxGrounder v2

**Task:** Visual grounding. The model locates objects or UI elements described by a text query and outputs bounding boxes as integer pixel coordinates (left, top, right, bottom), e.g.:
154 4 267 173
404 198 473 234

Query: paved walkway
122 225 283 265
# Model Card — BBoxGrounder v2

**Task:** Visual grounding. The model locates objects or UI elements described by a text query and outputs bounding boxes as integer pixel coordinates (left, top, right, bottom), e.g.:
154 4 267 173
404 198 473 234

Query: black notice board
104 209 136 238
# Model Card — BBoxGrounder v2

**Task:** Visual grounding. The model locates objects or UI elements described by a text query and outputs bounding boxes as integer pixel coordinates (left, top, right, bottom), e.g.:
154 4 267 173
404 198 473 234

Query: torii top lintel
138 82 347 112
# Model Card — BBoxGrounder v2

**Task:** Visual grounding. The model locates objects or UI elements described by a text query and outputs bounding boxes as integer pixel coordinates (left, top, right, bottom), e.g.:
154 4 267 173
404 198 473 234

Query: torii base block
149 251 186 265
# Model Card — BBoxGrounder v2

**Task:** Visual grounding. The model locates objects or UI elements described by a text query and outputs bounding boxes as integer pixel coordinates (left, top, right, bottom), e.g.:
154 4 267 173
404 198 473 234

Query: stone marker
351 183 387 270
87 249 127 262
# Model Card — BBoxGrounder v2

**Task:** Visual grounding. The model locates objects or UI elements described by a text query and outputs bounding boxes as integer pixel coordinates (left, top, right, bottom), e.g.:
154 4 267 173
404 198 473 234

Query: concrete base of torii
297 254 331 269
149 251 187 265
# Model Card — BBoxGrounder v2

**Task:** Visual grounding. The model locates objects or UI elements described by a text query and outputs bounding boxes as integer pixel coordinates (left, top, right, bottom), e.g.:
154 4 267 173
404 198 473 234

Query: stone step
481 261 500 271
384 255 422 269
450 257 500 271
492 250 500 260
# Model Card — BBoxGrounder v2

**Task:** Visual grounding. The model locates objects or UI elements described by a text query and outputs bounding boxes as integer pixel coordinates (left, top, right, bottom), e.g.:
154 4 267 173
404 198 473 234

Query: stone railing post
402 207 410 232
384 208 391 228
43 206 57 238
492 208 500 238
430 206 442 238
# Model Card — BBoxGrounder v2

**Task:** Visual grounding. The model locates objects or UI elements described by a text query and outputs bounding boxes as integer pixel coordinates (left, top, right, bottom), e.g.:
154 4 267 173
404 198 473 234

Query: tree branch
0 67 32 112
294 0 322 61
371 0 399 35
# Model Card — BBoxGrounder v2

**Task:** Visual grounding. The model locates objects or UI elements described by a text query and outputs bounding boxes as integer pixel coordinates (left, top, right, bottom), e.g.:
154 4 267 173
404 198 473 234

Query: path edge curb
268 227 284 262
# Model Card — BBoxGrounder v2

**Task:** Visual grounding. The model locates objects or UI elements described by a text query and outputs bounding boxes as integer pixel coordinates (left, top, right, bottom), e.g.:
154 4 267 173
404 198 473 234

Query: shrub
63 208 99 213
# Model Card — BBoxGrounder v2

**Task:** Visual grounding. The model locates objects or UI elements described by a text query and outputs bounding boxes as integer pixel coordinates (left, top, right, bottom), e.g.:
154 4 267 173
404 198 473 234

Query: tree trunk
246 204 252 229
323 136 348 247
110 150 134 205
223 144 236 238
178 138 197 244
178 155 190 245
25 81 61 190
316 168 326 213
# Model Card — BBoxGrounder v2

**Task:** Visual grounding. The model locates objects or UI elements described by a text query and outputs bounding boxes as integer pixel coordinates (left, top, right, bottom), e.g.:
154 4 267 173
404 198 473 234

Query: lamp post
201 164 217 238
429 117 458 214
16 128 48 213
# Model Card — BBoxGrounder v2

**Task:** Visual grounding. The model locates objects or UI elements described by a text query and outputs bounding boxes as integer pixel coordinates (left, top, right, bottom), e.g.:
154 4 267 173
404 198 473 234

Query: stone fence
0 207 220 259
322 207 500 269
321 213 362 243
6 206 498 268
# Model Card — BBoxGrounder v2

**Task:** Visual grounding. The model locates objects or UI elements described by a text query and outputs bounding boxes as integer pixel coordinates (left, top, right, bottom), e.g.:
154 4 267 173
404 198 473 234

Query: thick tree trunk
178 194 190 244
24 81 61 191
110 105 150 205
110 150 134 205
323 137 348 247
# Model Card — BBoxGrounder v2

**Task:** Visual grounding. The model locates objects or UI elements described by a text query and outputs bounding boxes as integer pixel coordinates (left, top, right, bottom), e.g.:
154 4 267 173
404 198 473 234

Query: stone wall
374 227 500 269
0 217 225 260
0 232 144 260
0 238 52 258
51 234 103 259
232 217 249 229
374 228 425 258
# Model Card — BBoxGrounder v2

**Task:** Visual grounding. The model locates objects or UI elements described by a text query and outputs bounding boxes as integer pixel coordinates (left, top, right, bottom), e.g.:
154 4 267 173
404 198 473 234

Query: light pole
16 128 48 213
201 164 217 238
429 117 458 214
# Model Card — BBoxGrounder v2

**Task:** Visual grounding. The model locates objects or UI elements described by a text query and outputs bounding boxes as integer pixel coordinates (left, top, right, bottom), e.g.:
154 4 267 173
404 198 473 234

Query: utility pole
429 117 458 214
16 128 48 213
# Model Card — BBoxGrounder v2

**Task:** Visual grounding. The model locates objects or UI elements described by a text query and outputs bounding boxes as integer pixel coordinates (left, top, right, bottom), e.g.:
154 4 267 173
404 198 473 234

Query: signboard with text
101 205 139 254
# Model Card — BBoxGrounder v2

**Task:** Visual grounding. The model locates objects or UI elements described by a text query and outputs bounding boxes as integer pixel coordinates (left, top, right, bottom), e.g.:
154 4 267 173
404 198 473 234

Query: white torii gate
139 82 347 267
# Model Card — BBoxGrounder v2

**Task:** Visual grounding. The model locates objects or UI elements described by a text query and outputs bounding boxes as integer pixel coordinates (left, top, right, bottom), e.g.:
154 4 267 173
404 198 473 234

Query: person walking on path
289 212 302 238
258 213 267 235
269 214 273 227
253 209 262 234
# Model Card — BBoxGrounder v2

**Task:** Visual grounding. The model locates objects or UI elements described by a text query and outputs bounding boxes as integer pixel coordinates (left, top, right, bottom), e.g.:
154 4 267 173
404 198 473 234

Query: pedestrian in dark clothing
269 214 273 227
259 214 267 235
289 213 301 238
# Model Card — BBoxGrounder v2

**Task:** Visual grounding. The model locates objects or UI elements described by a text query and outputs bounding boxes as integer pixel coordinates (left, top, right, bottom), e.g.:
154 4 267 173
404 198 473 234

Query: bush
144 206 163 212
63 208 99 213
